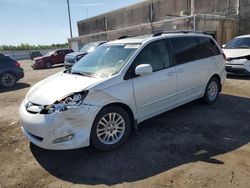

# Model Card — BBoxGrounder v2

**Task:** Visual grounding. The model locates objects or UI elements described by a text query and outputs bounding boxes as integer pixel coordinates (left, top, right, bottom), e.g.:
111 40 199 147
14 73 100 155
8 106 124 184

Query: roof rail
152 30 202 37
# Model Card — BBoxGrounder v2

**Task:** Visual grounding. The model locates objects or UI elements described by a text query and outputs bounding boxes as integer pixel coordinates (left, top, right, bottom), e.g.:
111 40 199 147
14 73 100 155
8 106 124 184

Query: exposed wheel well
210 74 221 92
102 102 137 130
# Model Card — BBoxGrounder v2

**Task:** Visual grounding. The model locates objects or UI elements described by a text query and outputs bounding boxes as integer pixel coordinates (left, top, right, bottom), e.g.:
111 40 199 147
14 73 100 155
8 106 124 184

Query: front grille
226 67 250 74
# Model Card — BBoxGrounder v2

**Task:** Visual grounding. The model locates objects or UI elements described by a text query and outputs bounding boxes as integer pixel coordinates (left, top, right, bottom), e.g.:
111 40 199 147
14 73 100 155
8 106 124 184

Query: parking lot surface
0 60 250 188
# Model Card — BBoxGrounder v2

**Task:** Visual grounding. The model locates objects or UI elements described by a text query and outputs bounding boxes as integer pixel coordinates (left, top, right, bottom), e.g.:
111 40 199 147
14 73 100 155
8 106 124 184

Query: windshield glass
80 43 99 52
71 44 139 78
44 51 55 56
225 38 250 49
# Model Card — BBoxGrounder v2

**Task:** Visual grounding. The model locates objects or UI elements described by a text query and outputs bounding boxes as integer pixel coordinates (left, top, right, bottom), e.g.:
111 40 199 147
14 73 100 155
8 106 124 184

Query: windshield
70 44 139 78
225 38 250 49
44 51 55 56
80 43 99 52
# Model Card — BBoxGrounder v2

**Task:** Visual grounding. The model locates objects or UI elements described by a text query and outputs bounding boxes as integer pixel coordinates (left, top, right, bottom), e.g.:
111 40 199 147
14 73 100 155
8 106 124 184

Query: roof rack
152 30 203 37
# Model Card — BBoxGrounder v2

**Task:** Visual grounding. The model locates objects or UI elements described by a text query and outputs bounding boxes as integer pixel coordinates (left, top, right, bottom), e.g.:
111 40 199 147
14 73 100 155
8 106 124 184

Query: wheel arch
210 74 222 92
100 102 137 131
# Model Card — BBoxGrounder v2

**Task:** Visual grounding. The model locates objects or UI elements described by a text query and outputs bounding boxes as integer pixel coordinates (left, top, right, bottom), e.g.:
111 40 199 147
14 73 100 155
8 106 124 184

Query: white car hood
223 49 250 58
27 72 103 105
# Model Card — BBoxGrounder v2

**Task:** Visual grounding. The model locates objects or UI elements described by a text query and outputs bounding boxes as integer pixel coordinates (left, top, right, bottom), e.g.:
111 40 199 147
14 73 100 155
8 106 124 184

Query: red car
32 49 73 69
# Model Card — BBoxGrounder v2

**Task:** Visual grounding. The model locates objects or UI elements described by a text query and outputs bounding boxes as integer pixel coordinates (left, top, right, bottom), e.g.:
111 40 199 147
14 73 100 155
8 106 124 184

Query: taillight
15 61 21 67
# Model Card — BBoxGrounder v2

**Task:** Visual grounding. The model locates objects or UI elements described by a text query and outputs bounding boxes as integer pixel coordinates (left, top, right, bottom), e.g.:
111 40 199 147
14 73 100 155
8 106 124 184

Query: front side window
171 37 203 65
197 37 220 58
225 37 250 49
133 40 171 72
71 44 139 78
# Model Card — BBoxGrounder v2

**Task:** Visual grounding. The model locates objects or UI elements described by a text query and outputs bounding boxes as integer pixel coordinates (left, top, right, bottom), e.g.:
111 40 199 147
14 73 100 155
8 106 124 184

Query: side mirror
222 44 226 48
135 64 153 76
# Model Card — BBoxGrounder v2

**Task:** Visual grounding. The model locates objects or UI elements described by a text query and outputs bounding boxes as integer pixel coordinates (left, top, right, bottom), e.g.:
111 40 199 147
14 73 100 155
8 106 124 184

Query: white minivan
19 33 227 151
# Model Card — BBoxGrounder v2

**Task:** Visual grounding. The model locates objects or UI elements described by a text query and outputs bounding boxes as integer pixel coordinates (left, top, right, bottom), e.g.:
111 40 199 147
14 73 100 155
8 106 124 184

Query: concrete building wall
70 0 250 49
193 0 238 13
77 0 189 36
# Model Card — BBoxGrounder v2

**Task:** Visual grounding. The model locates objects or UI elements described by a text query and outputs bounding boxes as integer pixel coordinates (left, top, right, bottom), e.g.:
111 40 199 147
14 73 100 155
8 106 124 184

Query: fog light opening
53 134 74 143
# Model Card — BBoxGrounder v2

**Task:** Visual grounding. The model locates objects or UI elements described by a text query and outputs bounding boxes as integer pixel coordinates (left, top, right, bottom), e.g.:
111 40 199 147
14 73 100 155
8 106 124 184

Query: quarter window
171 37 203 65
196 37 220 58
133 40 171 72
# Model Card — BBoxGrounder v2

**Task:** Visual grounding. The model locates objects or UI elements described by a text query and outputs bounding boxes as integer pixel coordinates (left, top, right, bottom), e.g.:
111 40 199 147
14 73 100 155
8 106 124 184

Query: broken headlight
41 91 88 114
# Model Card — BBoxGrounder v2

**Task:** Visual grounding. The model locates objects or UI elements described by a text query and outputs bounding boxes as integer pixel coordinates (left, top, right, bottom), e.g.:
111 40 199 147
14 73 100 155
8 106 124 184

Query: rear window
196 37 221 58
0 55 16 65
171 37 204 65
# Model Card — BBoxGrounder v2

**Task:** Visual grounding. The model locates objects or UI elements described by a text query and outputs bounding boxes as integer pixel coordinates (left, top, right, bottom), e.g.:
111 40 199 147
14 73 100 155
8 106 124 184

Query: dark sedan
0 54 24 88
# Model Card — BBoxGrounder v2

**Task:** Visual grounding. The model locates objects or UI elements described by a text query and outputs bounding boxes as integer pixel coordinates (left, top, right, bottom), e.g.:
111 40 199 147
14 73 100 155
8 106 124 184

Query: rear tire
90 106 131 151
0 73 17 88
203 77 220 105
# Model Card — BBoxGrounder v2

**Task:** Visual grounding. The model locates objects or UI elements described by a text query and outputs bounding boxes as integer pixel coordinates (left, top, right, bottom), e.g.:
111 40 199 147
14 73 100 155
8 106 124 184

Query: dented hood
223 49 250 58
27 72 103 105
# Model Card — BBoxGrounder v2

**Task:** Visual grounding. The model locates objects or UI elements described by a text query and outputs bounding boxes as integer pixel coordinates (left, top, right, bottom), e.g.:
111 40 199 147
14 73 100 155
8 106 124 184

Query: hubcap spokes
208 81 218 101
97 113 125 145
2 74 15 87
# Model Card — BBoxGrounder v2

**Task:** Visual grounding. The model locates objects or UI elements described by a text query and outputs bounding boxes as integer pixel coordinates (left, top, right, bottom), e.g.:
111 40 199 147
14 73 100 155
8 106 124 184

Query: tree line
0 43 69 51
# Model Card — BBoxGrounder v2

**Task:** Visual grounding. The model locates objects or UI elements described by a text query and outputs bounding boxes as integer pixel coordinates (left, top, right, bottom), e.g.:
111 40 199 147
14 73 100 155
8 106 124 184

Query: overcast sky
0 0 144 45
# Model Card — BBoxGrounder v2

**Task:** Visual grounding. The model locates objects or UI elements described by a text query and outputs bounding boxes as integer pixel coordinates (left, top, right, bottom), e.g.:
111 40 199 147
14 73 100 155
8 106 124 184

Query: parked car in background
0 54 24 88
30 51 42 60
32 49 73 69
19 33 226 151
64 41 106 68
223 35 250 75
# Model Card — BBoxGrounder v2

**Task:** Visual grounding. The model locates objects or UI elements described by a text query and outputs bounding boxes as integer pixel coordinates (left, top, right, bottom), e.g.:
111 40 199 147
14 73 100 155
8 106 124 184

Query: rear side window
134 40 171 72
0 56 15 66
196 37 221 58
171 37 203 65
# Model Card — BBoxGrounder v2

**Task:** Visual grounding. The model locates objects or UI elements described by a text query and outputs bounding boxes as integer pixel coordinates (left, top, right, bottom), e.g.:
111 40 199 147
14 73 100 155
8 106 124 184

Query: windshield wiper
71 71 92 77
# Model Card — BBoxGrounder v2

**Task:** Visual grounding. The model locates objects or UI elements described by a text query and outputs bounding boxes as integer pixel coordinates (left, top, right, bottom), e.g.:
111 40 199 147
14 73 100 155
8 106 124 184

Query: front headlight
60 91 88 106
41 91 88 114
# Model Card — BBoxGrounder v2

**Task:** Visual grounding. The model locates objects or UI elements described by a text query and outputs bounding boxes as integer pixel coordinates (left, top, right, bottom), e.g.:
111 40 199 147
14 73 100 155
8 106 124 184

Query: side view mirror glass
135 64 153 76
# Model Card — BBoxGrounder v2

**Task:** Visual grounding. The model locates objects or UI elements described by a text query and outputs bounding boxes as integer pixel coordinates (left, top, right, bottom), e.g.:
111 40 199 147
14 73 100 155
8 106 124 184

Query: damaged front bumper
226 59 250 75
19 100 101 150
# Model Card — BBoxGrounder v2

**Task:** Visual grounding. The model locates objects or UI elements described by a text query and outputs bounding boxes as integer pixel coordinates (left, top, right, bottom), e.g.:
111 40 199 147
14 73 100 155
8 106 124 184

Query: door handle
167 71 175 77
177 69 184 73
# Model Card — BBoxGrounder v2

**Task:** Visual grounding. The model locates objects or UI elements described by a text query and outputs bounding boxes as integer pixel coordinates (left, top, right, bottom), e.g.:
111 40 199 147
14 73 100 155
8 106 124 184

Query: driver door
131 40 177 121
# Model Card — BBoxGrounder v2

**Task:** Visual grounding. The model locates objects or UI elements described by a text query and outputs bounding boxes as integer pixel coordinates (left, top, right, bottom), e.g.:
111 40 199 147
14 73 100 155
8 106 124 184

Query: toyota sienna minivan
19 33 227 151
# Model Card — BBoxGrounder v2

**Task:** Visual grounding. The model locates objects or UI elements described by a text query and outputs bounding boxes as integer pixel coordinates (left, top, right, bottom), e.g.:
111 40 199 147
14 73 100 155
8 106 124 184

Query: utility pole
67 0 73 38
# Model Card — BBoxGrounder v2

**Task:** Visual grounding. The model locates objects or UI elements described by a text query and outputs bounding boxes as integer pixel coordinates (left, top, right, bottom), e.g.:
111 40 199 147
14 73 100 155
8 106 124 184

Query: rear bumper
16 68 24 80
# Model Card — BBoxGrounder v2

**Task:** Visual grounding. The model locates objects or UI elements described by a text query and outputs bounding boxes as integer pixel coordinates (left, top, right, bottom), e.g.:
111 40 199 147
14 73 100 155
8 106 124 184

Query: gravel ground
0 60 250 188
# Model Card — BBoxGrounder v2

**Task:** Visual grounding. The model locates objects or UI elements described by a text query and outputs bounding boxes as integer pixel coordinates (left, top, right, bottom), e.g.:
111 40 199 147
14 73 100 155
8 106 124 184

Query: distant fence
0 49 53 60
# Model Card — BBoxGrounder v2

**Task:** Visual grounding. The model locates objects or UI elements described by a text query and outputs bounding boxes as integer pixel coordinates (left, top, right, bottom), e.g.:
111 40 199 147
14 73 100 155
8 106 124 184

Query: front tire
45 61 52 69
90 106 131 151
203 77 220 104
0 73 17 88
